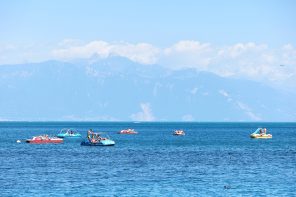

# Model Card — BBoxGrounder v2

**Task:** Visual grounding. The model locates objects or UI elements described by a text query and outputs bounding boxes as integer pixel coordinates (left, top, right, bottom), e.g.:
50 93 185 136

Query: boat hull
118 132 138 134
81 139 115 146
250 134 272 139
26 139 63 144
57 134 82 138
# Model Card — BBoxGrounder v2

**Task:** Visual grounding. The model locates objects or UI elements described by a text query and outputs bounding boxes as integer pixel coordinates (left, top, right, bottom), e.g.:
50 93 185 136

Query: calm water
0 122 295 196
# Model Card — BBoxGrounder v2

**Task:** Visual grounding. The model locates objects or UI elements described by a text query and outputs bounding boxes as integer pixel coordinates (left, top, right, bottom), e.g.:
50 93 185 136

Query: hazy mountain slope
0 57 295 121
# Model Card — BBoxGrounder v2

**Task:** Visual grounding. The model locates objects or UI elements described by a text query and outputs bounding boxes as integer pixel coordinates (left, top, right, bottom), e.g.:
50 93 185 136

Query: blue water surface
0 122 295 196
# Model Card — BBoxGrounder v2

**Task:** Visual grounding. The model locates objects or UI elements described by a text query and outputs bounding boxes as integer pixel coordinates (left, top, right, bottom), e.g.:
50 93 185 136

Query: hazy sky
1 0 295 46
0 1 295 89
0 1 296 121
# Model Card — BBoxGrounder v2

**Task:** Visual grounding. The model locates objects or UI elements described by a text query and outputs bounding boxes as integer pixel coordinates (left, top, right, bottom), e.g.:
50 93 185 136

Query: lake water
0 122 295 196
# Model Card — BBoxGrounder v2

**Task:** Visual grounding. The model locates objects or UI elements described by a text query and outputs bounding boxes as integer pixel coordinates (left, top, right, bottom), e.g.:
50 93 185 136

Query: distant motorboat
250 128 272 139
118 129 138 134
26 135 63 144
57 128 82 138
173 130 185 136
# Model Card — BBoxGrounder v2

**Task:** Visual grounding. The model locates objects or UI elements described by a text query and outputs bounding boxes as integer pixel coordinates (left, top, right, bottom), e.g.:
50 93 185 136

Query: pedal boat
173 130 185 136
250 128 272 139
81 132 115 146
26 135 63 144
57 128 82 138
118 129 138 134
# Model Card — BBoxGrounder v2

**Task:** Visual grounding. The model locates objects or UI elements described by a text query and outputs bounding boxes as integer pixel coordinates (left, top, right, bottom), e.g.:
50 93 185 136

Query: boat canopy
60 128 79 134
88 131 108 136
252 128 263 134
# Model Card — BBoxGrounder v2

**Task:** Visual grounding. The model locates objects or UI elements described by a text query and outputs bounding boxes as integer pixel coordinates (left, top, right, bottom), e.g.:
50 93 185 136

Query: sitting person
87 129 93 139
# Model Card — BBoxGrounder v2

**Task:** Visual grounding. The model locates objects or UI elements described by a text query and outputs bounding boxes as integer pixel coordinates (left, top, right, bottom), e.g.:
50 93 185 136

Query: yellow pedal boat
250 128 272 139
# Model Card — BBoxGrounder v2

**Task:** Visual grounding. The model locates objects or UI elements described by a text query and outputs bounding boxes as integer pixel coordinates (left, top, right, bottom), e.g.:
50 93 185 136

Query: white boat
173 130 185 136
118 129 138 134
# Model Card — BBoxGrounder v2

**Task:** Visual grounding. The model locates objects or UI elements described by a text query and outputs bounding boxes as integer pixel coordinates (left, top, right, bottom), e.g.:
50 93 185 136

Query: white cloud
1 39 296 89
52 40 159 64
53 41 110 59
130 103 155 121
213 43 285 81
161 40 213 70
161 41 296 89
52 40 296 89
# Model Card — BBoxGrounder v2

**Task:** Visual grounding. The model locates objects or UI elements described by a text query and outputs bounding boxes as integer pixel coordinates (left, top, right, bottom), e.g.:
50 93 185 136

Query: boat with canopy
81 129 115 146
250 128 272 139
57 128 82 138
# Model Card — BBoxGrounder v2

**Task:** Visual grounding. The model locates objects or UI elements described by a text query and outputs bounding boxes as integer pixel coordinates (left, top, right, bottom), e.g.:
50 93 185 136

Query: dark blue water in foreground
0 122 295 196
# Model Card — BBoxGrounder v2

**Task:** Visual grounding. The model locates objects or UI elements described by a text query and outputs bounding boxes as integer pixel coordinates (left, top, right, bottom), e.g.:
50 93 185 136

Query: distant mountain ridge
0 57 295 121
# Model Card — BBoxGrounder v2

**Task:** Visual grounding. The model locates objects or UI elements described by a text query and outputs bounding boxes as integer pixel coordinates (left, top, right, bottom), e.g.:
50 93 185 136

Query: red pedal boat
26 135 63 144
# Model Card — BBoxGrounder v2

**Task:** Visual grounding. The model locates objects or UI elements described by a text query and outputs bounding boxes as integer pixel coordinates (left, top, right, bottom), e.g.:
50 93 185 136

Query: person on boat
96 133 103 141
90 133 101 143
91 138 97 143
87 129 93 138
87 129 94 142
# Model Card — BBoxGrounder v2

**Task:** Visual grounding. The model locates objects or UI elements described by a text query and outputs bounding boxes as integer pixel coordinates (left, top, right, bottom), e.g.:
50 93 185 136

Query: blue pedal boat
81 131 115 146
57 128 82 138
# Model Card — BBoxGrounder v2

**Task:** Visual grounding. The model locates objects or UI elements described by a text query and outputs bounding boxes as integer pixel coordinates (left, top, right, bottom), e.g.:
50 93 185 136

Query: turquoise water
0 122 295 196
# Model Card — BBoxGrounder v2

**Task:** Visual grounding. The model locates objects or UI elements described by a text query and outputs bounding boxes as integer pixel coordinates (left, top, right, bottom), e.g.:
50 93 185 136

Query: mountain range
0 56 295 121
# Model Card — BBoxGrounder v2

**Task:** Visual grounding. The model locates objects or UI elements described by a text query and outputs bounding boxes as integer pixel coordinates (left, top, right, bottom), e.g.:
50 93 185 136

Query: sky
1 0 295 46
0 1 295 86
0 0 296 121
